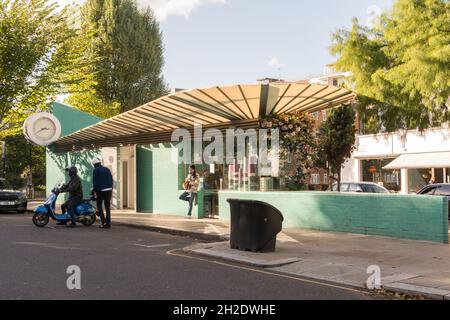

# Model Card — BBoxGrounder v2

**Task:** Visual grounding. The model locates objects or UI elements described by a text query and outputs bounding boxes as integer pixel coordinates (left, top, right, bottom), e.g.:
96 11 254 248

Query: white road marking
13 242 86 250
203 223 221 235
133 243 172 248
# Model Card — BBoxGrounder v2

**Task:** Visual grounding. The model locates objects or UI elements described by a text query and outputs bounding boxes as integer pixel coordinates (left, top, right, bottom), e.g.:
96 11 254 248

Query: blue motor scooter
32 185 98 227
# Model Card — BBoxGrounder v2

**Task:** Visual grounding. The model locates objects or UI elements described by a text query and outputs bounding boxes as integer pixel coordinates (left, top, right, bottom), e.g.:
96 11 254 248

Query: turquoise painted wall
136 144 198 217
148 144 198 217
218 191 449 243
46 102 102 203
136 145 153 212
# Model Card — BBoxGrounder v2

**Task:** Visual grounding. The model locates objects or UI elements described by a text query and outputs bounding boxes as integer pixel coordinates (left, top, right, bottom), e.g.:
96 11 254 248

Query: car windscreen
361 184 388 193
349 184 361 192
419 186 436 195
332 183 349 191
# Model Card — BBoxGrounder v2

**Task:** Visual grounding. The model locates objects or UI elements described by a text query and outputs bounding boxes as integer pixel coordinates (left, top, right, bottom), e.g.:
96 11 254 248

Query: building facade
341 127 450 194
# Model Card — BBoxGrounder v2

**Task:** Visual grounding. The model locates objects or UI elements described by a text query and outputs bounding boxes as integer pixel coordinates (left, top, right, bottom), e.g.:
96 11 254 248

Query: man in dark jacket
92 158 113 229
60 166 83 228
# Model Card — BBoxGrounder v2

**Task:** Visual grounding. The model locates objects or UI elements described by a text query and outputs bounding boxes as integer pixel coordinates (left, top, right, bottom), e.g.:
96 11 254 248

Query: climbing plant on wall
260 112 318 189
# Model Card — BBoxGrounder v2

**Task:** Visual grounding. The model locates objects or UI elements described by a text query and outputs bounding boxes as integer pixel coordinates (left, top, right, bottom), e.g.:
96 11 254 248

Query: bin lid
226 198 284 221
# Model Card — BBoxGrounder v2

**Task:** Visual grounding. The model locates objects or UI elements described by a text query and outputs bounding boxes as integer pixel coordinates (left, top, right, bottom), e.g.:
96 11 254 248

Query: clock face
23 112 61 146
33 118 57 141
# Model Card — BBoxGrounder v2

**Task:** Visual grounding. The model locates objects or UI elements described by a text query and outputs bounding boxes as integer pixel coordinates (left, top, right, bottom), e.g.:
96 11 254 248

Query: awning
53 83 355 152
383 152 450 169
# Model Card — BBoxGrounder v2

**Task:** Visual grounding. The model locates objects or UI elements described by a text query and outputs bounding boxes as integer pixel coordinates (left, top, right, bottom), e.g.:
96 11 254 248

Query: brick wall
218 191 449 243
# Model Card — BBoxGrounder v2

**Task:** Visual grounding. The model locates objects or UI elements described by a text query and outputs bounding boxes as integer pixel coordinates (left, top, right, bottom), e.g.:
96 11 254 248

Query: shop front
383 151 450 193
342 128 450 194
50 82 355 218
360 158 401 192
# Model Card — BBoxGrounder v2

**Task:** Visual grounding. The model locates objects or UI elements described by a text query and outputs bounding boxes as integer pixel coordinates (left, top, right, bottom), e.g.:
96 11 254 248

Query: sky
56 0 393 90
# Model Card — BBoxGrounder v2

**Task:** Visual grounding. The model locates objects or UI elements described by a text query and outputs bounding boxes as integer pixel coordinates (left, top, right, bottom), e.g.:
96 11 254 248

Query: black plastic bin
227 199 284 252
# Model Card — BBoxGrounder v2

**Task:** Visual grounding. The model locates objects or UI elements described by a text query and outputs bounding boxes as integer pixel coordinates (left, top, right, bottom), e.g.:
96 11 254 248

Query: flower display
260 112 319 188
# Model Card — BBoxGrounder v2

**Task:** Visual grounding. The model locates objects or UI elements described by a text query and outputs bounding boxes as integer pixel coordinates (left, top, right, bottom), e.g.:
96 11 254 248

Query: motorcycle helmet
65 166 77 177
91 157 102 166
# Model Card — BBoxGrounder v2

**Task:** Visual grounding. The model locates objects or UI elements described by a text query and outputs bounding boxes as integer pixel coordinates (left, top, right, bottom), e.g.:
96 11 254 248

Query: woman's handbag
183 180 190 191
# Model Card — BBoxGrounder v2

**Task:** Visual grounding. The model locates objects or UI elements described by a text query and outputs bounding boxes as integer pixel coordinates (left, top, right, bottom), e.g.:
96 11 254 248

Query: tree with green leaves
0 0 93 138
318 105 356 191
68 0 168 115
331 0 449 131
1 135 45 189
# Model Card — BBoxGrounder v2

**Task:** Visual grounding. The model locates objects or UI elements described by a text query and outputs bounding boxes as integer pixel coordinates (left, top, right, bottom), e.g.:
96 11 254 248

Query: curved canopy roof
53 83 355 151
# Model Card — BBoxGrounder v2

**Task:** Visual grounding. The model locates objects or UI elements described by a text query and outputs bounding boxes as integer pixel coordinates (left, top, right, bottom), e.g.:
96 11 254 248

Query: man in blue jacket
92 158 113 229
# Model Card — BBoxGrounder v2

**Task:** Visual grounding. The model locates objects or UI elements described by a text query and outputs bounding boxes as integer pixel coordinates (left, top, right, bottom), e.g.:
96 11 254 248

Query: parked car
417 183 450 219
0 178 28 213
330 182 390 193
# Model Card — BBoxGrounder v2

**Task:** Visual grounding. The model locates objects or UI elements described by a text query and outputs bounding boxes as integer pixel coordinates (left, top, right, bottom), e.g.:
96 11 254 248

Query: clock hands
36 127 51 134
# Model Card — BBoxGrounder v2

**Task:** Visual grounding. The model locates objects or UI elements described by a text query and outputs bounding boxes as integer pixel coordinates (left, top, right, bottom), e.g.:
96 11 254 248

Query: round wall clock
23 112 62 146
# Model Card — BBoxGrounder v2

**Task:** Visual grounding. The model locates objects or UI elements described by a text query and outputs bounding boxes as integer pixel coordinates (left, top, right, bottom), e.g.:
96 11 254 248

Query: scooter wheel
81 214 96 226
32 213 49 227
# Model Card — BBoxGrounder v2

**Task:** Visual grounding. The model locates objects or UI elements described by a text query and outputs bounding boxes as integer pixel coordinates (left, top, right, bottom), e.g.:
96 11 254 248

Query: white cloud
55 0 226 21
137 0 227 21
267 57 285 69
366 4 382 27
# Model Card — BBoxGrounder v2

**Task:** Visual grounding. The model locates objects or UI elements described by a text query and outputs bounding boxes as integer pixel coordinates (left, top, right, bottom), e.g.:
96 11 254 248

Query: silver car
331 182 390 193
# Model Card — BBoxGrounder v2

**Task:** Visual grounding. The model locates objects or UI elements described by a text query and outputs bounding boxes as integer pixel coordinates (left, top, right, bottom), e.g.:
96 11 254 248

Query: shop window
176 142 209 190
407 168 432 193
361 158 401 192
434 168 444 183
176 137 276 192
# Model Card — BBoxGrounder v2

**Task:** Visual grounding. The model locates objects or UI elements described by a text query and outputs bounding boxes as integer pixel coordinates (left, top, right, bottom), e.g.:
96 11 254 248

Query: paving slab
383 282 450 300
401 273 450 288
380 273 419 285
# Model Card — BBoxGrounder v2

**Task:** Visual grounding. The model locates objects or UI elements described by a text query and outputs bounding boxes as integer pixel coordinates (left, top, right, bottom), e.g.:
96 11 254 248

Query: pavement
0 213 374 300
111 210 450 300
27 202 450 299
112 211 229 241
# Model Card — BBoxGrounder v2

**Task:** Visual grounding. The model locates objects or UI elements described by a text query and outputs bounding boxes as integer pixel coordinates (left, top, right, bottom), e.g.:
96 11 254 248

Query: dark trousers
97 190 112 226
64 196 82 224
179 192 197 216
